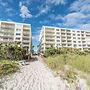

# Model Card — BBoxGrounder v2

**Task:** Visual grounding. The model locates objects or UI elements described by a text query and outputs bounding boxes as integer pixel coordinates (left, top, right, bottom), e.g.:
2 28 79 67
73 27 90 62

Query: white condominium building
39 26 90 53
0 21 31 52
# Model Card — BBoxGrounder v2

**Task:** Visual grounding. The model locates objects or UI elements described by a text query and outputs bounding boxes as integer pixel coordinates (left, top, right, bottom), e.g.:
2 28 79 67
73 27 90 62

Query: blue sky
0 0 90 50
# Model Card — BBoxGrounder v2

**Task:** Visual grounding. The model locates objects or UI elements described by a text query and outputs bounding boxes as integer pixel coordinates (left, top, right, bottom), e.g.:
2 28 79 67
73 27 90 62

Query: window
57 36 60 38
77 31 80 33
16 29 21 31
73 31 75 32
23 42 29 45
16 38 20 40
68 44 71 46
78 41 81 43
67 40 71 42
62 40 66 42
73 41 76 43
56 32 60 34
78 37 80 39
83 44 86 47
77 34 80 36
81 31 84 33
57 40 60 42
82 34 84 36
61 29 65 31
56 29 59 31
79 45 81 47
74 44 77 47
16 33 21 35
73 37 76 39
67 33 71 35
82 41 86 43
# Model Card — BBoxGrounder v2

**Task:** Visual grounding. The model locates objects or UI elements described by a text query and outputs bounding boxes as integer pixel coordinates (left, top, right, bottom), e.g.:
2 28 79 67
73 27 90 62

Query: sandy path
1 56 67 90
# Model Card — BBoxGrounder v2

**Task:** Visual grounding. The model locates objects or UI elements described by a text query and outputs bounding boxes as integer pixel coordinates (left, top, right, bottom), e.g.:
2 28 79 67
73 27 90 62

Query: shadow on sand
28 56 38 62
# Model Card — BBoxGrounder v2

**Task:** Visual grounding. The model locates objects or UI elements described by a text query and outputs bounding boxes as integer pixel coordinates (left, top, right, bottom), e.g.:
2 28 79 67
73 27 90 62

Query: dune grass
0 60 19 77
45 54 90 74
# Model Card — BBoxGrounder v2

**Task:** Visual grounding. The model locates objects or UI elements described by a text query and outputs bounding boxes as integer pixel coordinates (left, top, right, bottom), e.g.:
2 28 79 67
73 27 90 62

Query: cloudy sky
0 0 90 49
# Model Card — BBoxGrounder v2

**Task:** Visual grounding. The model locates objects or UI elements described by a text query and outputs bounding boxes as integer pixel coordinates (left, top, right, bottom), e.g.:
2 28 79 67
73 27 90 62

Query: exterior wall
0 21 31 52
39 26 90 53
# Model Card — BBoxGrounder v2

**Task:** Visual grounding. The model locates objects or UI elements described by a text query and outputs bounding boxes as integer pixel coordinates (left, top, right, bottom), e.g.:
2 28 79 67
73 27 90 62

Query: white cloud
39 20 49 24
0 0 17 17
49 14 64 20
6 8 12 12
35 0 66 17
54 11 90 30
52 0 89 29
6 19 13 22
32 35 39 40
80 23 90 30
63 12 86 27
70 0 90 13
47 0 66 5
0 0 8 7
47 0 90 30
20 5 32 18
19 0 32 6
19 1 23 7
32 27 41 41
35 5 50 17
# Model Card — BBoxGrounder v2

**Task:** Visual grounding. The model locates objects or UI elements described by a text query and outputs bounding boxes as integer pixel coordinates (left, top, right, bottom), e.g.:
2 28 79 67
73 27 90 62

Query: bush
45 54 90 74
0 60 19 77
44 47 90 57
44 48 56 57
65 69 77 83
0 43 27 60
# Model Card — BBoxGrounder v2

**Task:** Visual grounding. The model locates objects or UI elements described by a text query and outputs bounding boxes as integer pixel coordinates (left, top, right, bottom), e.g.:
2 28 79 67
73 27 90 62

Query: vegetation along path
1 56 68 90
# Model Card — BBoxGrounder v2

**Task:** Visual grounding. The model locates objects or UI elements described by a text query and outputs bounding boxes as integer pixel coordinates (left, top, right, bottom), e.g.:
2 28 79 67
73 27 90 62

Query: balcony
45 29 54 33
61 29 66 33
23 25 30 30
61 33 66 37
61 40 67 44
0 28 14 32
23 40 29 43
67 44 72 47
45 31 55 35
23 33 30 36
23 35 30 39
67 37 72 40
81 37 85 39
2 35 14 38
2 39 13 42
67 33 71 36
45 35 54 39
67 42 72 44
1 23 15 29
62 44 67 47
61 37 67 40
45 41 55 44
45 33 55 37
45 44 55 48
66 30 71 33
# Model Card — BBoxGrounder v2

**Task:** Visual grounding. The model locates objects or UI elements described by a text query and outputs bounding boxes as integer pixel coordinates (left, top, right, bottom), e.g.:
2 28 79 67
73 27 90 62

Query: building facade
0 21 31 52
39 26 90 53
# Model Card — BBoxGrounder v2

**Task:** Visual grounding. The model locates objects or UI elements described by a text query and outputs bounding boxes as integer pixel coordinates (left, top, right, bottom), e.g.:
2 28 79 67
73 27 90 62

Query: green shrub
44 48 56 57
69 55 90 73
65 69 77 83
0 60 19 77
0 43 27 60
45 54 90 74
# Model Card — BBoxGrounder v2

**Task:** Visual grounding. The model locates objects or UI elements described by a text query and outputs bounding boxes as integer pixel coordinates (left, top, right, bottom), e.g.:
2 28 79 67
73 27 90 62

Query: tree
0 43 27 60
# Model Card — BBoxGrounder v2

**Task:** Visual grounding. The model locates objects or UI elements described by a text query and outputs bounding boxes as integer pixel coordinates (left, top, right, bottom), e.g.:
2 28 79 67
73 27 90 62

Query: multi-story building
39 26 90 53
0 21 32 52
